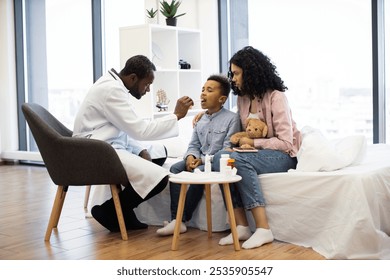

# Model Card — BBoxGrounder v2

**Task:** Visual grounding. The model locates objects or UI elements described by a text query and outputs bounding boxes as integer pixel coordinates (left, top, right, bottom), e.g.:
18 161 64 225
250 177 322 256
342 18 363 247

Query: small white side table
169 172 242 251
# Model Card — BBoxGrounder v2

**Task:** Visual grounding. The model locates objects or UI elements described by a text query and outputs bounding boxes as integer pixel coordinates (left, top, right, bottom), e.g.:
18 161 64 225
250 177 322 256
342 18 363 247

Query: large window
247 0 373 142
221 0 389 143
45 0 93 129
16 0 144 152
18 0 93 151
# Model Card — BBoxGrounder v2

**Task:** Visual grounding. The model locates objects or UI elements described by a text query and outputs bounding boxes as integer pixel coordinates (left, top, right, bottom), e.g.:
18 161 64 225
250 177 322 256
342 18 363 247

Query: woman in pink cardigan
213 46 301 249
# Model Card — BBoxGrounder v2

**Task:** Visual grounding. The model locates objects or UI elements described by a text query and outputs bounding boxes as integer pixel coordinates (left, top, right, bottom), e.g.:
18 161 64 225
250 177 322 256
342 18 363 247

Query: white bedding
261 143 390 259
88 143 390 259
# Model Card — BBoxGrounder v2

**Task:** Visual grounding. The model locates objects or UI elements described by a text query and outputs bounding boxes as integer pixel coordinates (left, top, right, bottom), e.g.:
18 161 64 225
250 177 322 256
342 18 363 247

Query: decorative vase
166 17 177 26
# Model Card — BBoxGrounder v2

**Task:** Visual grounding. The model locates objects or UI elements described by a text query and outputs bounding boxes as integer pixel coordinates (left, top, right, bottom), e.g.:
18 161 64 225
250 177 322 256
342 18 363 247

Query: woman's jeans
169 160 205 222
213 149 297 210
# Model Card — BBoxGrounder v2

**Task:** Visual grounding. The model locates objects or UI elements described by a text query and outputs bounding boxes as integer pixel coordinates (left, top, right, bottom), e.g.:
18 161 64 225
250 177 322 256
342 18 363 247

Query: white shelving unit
119 24 203 119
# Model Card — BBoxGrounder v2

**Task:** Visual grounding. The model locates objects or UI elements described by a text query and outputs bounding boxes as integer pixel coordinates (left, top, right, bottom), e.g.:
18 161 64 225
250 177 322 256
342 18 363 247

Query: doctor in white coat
73 55 193 232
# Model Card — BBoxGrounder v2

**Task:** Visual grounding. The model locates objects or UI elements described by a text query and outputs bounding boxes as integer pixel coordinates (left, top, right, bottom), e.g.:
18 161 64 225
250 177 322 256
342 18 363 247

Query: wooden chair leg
45 185 67 241
205 184 212 238
53 186 67 228
222 183 240 251
84 185 91 209
110 184 128 241
171 183 188 250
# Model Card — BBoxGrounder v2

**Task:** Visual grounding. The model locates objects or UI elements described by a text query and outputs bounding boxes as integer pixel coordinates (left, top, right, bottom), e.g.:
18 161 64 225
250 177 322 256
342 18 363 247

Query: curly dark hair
228 46 287 99
207 74 231 97
120 55 156 79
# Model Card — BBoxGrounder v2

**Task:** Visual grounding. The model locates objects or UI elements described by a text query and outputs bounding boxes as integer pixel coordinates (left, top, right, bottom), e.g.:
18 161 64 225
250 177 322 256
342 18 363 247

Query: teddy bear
230 118 268 149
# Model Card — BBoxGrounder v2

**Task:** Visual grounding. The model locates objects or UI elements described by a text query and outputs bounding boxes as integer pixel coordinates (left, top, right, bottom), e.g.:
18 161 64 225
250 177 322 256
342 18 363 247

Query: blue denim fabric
169 161 205 221
212 149 297 210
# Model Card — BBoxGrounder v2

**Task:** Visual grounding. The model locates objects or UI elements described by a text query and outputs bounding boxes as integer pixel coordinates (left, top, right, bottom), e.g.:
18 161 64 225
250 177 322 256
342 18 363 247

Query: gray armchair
21 103 129 241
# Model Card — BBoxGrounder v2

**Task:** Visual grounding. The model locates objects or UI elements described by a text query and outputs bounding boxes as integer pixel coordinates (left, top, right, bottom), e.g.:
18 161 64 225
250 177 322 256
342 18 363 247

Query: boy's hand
185 155 202 171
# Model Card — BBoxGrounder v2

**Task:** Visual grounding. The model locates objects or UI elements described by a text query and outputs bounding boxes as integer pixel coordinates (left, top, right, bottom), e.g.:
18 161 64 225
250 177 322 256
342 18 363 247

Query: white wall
145 0 220 82
195 0 220 81
0 0 18 162
0 0 220 159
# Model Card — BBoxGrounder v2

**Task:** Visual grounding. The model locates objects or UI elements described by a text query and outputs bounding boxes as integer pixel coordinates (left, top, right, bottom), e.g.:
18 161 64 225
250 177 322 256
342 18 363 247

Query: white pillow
158 115 193 158
296 126 367 172
159 136 187 158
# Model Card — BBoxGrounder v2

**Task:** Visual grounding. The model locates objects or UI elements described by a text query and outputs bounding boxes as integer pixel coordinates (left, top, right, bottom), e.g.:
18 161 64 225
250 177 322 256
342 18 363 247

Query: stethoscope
109 68 119 80
109 69 132 95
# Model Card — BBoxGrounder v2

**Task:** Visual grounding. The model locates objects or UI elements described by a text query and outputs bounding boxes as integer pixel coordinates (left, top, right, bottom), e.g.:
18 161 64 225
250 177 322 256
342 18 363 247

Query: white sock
242 228 274 249
219 225 252 246
156 219 187 236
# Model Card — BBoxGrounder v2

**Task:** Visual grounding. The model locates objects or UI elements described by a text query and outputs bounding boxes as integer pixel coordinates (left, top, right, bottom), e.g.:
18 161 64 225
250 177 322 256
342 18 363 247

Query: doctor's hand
174 96 194 120
139 149 152 161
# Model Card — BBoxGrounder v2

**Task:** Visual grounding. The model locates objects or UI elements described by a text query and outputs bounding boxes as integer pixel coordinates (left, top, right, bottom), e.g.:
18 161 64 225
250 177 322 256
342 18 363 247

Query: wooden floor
0 163 325 260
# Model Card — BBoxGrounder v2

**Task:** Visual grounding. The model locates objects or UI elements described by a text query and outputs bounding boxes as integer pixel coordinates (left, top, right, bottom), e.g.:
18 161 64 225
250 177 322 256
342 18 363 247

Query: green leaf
160 0 185 18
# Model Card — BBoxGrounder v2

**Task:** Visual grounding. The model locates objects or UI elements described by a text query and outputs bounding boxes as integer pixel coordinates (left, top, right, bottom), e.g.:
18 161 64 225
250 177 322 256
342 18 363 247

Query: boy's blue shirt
184 108 241 163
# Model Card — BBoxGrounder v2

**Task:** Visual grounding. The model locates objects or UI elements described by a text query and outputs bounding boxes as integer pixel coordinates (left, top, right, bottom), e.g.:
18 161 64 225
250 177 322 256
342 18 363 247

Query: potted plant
146 8 158 19
146 8 158 24
160 0 186 26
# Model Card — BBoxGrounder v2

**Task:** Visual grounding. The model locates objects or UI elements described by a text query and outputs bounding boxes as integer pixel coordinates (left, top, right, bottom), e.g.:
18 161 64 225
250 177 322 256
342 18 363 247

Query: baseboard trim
1 151 43 163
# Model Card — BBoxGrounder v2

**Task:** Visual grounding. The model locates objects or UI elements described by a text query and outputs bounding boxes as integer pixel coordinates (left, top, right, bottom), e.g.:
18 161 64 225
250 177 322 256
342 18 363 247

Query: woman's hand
192 111 205 127
239 137 254 147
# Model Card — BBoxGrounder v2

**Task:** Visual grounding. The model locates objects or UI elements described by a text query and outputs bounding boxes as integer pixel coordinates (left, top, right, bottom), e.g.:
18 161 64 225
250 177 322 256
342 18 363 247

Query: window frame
372 0 386 143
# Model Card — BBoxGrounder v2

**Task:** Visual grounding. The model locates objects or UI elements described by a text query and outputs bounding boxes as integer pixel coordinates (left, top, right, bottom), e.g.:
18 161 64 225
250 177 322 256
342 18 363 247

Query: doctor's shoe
91 200 147 232
123 209 148 230
91 204 118 232
118 187 148 230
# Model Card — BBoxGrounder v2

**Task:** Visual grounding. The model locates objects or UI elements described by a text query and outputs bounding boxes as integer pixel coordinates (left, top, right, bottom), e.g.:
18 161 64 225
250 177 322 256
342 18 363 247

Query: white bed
88 121 390 259
261 143 390 259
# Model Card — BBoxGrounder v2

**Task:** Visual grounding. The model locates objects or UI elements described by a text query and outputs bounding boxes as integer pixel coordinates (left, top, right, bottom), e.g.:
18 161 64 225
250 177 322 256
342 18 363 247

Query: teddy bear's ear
246 118 257 127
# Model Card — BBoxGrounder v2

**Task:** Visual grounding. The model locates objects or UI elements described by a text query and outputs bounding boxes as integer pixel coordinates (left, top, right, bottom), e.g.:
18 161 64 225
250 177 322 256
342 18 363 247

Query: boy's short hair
207 74 231 97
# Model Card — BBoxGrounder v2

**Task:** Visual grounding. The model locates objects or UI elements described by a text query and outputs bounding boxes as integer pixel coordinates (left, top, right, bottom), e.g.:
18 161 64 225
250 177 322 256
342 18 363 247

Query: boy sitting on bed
156 74 241 236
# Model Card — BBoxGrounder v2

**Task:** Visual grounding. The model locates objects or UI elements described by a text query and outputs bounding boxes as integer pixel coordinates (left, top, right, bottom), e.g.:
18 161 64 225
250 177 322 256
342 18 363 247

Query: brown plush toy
230 118 268 149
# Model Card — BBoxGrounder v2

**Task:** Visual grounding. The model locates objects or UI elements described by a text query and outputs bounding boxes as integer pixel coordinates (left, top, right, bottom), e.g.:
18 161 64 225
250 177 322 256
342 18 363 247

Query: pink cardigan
237 90 301 157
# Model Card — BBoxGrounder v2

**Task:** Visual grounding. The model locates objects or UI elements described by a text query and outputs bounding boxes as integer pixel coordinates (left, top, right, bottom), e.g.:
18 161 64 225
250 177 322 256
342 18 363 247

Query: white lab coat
73 70 179 198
